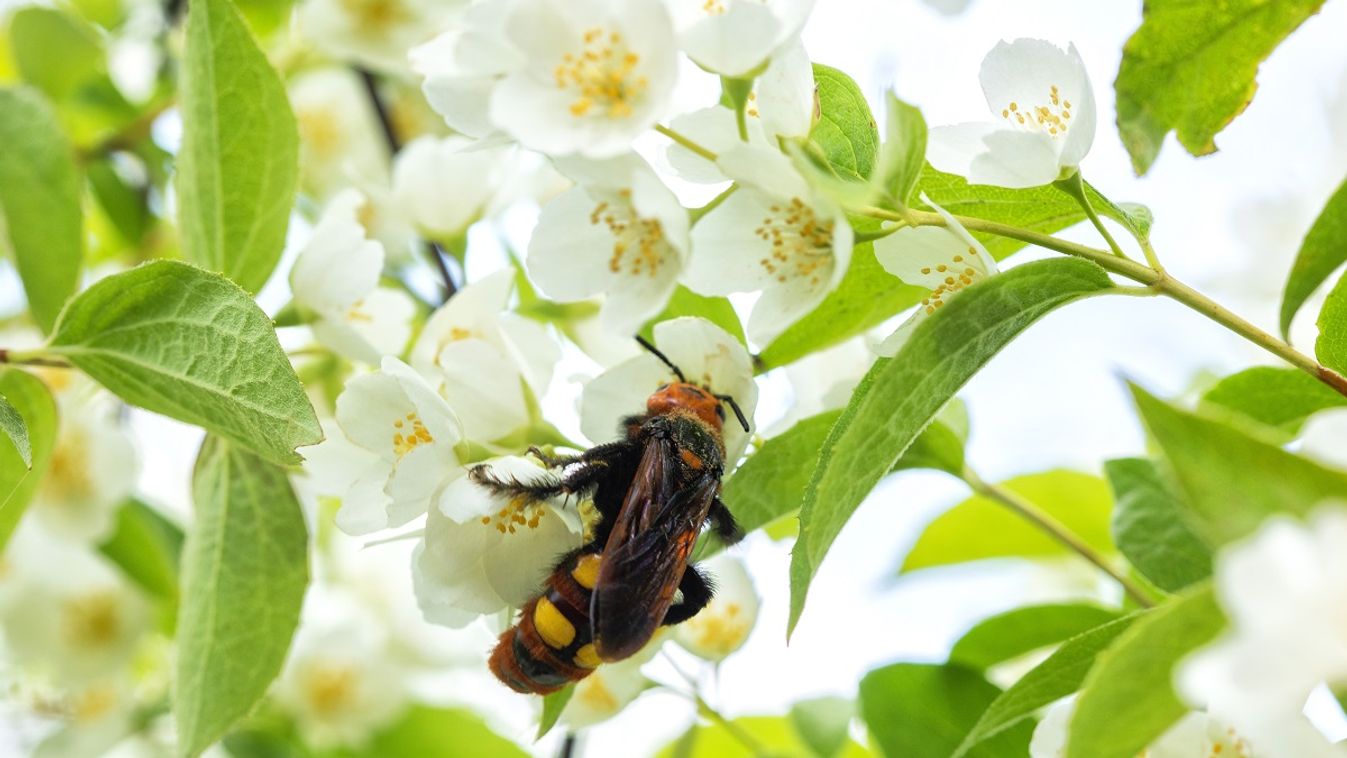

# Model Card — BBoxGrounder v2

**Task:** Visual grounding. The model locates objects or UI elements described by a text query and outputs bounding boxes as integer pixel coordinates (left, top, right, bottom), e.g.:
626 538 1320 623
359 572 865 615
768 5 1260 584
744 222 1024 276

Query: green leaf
537 685 574 741
175 437 309 757
1066 584 1224 758
954 616 1136 757
860 663 1031 758
177 0 298 294
97 498 184 608
1131 383 1347 545
0 87 83 333
1316 270 1347 374
789 258 1115 635
48 261 322 466
902 470 1114 572
810 64 879 181
891 412 966 476
1201 366 1347 436
0 393 31 468
88 156 151 246
1281 177 1347 337
0 370 57 550
949 603 1123 671
1114 0 1326 175
643 286 745 346
790 696 855 758
876 92 927 207
657 715 873 758
328 705 529 758
722 410 842 540
1105 457 1212 593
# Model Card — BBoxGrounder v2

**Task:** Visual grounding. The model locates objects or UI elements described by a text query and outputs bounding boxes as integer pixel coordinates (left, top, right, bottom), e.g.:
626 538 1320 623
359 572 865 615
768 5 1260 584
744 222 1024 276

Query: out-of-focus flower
767 337 874 434
664 39 814 183
291 190 417 364
928 39 1096 188
872 197 998 356
1030 698 1253 758
289 69 389 201
528 154 689 334
683 146 853 344
332 357 465 535
391 135 515 243
664 0 814 78
0 524 152 687
274 586 408 748
561 634 663 728
672 554 758 661
413 0 679 158
410 270 559 443
29 402 137 545
1179 508 1347 758
412 456 584 626
297 0 465 73
581 317 758 463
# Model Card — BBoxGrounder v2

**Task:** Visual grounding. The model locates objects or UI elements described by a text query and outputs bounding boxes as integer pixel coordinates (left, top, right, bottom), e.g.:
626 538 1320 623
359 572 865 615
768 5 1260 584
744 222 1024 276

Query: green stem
655 124 718 162
0 349 71 368
659 651 768 756
1058 172 1128 259
963 467 1157 608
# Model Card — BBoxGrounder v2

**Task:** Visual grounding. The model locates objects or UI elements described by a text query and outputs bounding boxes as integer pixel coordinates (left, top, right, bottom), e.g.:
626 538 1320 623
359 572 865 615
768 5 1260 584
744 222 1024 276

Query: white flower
333 357 465 535
412 456 584 626
274 586 408 748
0 524 152 687
391 135 515 242
664 0 814 78
1179 508 1347 758
767 337 874 434
1030 698 1253 758
413 0 679 158
683 146 853 344
561 636 661 728
29 401 137 545
581 317 758 464
410 270 559 442
664 39 814 183
297 0 465 73
528 154 689 334
291 190 417 364
672 554 758 661
289 69 390 201
928 39 1096 188
872 197 998 356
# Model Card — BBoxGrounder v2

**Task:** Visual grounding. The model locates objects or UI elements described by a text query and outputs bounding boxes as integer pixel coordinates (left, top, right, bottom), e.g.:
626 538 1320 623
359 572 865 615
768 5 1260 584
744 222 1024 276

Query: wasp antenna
715 394 751 433
634 335 686 382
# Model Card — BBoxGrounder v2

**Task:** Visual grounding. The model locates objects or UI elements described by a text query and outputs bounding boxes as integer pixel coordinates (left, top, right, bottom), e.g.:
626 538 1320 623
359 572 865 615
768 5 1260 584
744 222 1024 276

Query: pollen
702 0 727 14
346 299 373 322
554 27 647 120
681 602 751 658
754 197 835 288
918 248 990 315
61 591 123 649
590 191 671 279
1001 84 1071 137
300 661 358 716
485 495 549 535
339 0 412 31
392 412 433 457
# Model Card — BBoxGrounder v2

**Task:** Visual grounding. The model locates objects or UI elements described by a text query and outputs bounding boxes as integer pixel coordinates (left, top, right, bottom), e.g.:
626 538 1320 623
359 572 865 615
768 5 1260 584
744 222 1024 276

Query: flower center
392 412 433 457
1000 84 1072 137
43 430 95 506
917 248 985 313
296 109 344 160
301 662 359 717
682 601 751 656
702 0 727 14
554 28 647 119
338 0 411 31
479 495 548 534
590 190 671 278
755 198 834 287
62 591 123 649
346 299 373 322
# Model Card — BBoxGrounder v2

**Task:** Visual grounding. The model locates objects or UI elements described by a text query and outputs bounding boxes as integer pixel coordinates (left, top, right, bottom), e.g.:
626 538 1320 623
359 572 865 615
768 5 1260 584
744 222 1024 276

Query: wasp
475 336 751 694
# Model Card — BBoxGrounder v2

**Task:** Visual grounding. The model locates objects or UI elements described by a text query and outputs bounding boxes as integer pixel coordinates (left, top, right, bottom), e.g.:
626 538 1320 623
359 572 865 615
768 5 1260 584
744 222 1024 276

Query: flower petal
968 129 1061 188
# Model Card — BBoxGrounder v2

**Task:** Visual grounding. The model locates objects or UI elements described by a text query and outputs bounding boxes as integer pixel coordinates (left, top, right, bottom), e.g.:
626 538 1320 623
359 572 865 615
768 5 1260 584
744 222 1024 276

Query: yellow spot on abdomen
534 597 576 649
571 554 601 590
573 643 601 669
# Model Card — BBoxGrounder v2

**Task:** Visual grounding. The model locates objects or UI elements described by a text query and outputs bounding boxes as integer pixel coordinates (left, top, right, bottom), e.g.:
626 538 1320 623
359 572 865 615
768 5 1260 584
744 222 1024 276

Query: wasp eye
656 383 669 391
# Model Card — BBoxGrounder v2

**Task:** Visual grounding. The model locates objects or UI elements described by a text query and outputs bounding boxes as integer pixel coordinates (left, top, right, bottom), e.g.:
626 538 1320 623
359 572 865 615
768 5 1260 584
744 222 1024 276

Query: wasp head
647 383 724 432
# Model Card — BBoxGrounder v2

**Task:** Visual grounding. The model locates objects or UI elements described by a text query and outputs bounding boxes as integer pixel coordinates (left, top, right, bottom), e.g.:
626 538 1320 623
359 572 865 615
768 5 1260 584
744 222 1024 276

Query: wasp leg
662 564 714 626
470 440 639 502
708 498 744 545
526 446 580 469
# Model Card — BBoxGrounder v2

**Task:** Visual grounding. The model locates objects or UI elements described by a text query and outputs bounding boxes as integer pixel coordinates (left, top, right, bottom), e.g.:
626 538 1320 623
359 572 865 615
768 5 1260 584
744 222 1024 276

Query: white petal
384 443 456 526
1028 698 1074 758
927 122 996 178
715 144 810 198
382 356 464 447
664 107 750 183
392 136 514 239
338 287 417 362
754 37 814 140
336 371 416 459
746 276 820 344
336 461 397 535
968 129 1062 188
528 186 622 301
680 1 781 77
684 189 786 295
481 503 584 606
978 39 1094 172
874 226 977 287
581 356 673 444
497 313 560 397
291 190 383 313
411 269 516 376
1058 43 1097 169
874 313 920 357
437 339 530 442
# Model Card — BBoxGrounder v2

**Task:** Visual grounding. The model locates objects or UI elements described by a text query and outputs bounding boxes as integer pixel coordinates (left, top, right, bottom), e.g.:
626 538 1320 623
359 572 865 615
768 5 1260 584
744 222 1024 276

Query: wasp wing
591 434 718 662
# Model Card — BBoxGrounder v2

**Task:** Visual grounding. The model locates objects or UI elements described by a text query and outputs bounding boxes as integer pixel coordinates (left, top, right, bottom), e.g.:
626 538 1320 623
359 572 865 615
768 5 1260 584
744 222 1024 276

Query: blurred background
1 0 1345 755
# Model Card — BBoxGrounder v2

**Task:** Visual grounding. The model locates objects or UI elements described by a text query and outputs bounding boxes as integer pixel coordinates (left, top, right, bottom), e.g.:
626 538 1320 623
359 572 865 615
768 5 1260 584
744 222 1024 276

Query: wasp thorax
755 198 834 287
554 28 648 119
590 190 671 278
391 412 433 457
1000 84 1073 137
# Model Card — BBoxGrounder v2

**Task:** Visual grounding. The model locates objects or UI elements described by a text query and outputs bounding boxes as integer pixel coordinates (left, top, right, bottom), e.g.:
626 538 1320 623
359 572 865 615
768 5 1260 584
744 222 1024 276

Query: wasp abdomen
489 551 604 694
